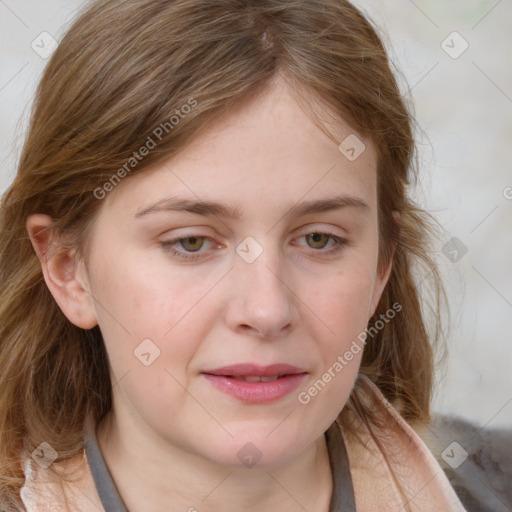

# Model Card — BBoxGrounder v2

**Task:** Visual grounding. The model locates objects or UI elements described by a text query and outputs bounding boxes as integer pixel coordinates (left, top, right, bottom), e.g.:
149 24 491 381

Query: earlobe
26 213 98 329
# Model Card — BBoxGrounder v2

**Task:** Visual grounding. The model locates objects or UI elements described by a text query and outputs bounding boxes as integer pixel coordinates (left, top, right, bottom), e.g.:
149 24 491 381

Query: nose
224 242 297 339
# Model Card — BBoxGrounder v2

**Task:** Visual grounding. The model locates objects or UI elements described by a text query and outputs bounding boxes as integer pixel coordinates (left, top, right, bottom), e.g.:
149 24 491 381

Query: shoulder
413 413 512 512
339 377 467 511
20 450 103 512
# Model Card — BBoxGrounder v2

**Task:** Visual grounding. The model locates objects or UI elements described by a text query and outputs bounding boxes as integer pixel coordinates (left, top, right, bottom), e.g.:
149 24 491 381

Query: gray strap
84 419 129 512
325 420 357 511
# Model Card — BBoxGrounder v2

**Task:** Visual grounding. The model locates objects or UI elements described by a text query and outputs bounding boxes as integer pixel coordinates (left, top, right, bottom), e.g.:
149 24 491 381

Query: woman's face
77 76 391 469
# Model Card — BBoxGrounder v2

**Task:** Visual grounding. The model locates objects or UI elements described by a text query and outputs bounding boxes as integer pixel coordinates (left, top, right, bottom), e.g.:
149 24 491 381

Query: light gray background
1 0 511 428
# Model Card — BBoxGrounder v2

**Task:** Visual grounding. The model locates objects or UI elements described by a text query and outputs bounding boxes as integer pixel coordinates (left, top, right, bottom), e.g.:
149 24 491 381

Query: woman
0 0 466 510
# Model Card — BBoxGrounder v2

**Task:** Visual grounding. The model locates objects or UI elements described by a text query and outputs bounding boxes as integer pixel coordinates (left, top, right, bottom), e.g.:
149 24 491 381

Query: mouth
201 363 308 404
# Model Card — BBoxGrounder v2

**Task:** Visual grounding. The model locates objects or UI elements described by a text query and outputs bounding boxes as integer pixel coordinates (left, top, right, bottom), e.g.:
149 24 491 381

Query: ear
368 254 394 319
26 213 98 329
368 211 400 318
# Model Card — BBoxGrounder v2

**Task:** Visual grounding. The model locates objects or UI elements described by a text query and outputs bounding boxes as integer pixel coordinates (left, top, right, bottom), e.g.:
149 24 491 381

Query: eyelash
160 232 349 261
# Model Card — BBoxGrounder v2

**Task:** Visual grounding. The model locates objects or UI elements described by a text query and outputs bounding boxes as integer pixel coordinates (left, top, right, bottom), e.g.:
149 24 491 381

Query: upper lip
202 363 307 377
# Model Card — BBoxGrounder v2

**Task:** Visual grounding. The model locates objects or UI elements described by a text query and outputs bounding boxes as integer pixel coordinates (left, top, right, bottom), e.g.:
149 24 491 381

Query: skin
27 75 393 512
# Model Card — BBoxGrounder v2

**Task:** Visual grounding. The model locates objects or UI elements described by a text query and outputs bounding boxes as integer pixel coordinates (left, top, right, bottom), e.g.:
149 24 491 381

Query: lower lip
202 373 307 404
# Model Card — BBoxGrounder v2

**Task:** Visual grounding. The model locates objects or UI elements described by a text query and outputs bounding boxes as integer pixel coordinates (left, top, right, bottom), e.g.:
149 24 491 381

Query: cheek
301 229 379 342
295 272 373 416
89 250 212 387
308 267 374 348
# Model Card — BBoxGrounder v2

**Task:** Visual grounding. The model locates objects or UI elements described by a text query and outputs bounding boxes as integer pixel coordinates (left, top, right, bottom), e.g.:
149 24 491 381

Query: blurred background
1 0 511 429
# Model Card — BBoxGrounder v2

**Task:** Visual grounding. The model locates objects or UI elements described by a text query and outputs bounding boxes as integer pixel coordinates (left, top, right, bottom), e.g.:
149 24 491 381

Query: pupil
183 237 202 251
309 233 326 248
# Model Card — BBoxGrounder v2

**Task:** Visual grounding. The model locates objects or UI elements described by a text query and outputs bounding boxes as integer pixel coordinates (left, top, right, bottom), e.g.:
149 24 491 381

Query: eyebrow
134 194 370 220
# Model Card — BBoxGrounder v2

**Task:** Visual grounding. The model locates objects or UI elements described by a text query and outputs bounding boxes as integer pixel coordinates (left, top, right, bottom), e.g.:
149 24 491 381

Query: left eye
160 232 348 260
160 235 216 260
298 233 338 250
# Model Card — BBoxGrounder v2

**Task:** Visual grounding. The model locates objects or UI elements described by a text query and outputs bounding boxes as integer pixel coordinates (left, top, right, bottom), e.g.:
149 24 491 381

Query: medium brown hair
0 0 448 508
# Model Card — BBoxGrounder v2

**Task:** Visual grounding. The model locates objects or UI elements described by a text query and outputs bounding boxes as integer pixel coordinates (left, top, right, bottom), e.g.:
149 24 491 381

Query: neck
96 408 333 512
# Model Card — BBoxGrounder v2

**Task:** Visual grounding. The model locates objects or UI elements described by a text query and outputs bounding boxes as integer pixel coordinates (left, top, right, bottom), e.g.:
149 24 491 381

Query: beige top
20 377 467 511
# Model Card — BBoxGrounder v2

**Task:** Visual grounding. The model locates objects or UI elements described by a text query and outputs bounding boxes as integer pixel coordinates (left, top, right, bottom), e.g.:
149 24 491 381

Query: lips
201 363 308 404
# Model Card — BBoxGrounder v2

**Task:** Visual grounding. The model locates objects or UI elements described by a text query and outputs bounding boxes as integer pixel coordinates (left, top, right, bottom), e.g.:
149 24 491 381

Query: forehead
100 77 378 221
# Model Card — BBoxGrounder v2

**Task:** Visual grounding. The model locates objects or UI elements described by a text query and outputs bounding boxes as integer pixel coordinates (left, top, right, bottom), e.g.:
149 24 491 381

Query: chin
200 433 307 471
